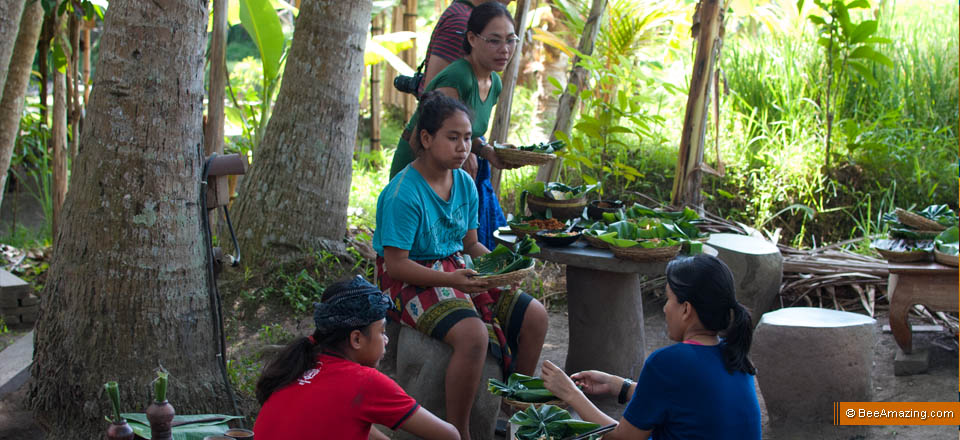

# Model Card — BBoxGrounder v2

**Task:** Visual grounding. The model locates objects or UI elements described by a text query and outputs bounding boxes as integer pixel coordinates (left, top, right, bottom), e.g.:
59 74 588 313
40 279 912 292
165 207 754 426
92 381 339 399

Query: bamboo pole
402 0 418 120
205 0 228 157
536 0 607 183
489 0 532 195
670 0 724 208
371 13 384 152
82 21 92 104
382 7 402 113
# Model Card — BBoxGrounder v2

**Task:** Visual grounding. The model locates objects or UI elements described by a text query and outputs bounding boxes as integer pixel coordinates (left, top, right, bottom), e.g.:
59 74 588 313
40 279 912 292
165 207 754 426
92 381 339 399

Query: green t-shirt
389 58 503 178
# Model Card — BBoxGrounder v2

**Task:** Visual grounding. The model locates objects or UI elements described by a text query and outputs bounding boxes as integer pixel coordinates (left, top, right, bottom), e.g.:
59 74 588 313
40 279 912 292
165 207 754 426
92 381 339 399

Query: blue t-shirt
622 343 761 440
373 165 479 261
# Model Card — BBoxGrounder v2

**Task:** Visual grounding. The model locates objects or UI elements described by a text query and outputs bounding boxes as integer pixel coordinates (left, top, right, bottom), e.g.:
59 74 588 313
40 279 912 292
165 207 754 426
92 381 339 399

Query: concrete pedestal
566 266 644 416
706 233 783 326
753 307 876 439
391 325 501 440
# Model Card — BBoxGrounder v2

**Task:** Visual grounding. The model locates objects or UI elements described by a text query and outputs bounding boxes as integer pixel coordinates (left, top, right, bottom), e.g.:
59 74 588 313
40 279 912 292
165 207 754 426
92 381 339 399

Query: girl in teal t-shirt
373 92 548 439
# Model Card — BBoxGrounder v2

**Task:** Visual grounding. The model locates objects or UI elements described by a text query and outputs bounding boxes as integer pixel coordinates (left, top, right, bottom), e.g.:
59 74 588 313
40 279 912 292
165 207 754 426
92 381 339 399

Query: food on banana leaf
935 226 959 256
522 181 598 201
509 404 603 440
494 140 566 154
465 236 540 276
488 373 557 403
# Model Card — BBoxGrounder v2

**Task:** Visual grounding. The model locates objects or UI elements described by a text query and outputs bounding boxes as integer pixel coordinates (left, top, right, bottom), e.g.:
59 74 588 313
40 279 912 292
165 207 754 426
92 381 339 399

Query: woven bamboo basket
494 148 556 167
895 208 947 231
875 247 931 263
611 243 681 262
583 234 610 249
474 262 535 286
503 397 568 412
526 194 587 221
934 249 958 267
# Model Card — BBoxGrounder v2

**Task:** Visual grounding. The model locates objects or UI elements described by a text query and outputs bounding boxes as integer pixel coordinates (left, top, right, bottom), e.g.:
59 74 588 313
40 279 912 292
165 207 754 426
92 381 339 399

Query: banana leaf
935 226 959 256
488 373 556 403
510 405 602 440
871 238 934 253
121 413 243 440
918 204 958 227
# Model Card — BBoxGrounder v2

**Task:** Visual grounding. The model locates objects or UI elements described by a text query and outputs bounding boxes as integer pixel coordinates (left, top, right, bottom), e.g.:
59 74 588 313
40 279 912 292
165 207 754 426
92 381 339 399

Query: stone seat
753 307 876 439
706 233 783 326
385 323 502 440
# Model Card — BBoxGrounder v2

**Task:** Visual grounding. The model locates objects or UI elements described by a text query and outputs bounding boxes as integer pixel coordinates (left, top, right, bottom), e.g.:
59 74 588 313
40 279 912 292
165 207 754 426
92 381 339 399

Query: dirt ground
0 275 956 439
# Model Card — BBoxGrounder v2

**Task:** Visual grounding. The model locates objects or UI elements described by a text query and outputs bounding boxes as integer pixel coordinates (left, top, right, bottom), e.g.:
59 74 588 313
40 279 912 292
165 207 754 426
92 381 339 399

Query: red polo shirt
254 354 419 440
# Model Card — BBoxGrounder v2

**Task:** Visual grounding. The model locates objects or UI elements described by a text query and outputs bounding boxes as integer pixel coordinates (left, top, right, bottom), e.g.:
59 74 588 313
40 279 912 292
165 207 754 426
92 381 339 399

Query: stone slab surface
0 331 32 400
894 348 929 376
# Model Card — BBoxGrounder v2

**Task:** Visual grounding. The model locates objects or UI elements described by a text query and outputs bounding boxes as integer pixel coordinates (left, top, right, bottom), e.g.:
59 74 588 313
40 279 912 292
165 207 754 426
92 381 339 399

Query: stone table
887 261 958 354
495 231 715 409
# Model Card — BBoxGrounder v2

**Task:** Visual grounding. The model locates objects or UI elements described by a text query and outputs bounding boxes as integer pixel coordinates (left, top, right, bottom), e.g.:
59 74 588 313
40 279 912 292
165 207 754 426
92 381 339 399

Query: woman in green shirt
389 2 519 249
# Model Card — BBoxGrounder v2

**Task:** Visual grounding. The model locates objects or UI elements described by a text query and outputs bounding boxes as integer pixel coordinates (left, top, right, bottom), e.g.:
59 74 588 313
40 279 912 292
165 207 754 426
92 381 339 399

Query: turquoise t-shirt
373 165 480 261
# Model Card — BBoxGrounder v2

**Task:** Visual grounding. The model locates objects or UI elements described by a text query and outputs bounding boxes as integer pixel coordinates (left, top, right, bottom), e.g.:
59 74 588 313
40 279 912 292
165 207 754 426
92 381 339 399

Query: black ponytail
255 277 377 404
666 254 756 375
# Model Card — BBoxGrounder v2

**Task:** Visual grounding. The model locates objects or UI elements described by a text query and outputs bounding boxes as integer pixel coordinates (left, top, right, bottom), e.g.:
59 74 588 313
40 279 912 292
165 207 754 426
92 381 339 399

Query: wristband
618 378 635 404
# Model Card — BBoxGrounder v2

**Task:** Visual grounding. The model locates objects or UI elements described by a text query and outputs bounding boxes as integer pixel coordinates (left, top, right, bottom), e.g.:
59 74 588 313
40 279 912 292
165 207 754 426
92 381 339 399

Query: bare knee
444 317 488 359
522 298 548 337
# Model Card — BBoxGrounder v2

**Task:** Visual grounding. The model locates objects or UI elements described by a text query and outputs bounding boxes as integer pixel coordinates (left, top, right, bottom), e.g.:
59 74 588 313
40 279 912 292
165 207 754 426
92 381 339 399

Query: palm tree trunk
0 0 26 94
0 0 43 214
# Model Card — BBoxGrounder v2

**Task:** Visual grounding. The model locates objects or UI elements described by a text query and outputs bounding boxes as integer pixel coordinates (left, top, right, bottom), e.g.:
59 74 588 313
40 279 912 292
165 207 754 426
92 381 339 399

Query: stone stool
753 307 876 438
706 233 783 326
390 325 501 440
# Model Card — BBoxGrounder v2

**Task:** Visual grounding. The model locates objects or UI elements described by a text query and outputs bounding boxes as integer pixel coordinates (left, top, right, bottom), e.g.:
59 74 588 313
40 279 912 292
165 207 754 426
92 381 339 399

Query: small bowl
587 199 624 221
535 229 582 247
225 428 255 439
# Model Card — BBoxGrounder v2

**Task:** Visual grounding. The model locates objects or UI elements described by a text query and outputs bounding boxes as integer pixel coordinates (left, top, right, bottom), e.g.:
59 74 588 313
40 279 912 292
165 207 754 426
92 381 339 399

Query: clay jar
145 400 176 440
106 420 135 440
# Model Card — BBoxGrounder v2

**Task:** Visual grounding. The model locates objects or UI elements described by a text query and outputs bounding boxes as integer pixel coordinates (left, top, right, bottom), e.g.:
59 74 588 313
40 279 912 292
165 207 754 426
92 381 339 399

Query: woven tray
503 397 568 412
582 234 610 249
526 194 587 221
934 249 959 267
494 148 556 167
611 243 681 262
509 225 540 238
474 263 535 286
895 208 947 231
875 247 931 263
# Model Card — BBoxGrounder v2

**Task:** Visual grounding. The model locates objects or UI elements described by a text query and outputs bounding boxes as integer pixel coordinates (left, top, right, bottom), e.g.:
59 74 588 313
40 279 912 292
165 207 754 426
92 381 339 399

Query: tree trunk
232 0 372 265
536 0 606 183
489 0 532 195
0 0 26 96
37 10 56 126
370 13 383 152
670 0 724 208
0 0 43 214
68 14 81 161
29 1 232 435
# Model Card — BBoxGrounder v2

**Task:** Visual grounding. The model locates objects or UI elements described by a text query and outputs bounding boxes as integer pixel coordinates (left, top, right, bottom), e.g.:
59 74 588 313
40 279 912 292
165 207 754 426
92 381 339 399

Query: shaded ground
0 262 956 438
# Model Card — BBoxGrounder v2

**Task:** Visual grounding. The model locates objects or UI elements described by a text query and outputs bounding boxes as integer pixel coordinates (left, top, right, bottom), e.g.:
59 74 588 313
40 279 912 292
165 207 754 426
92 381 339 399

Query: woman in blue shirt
541 254 761 440
374 91 548 440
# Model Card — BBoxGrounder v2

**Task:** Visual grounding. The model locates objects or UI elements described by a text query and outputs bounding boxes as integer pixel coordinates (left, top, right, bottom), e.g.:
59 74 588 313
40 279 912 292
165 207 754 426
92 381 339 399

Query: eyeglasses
477 34 520 49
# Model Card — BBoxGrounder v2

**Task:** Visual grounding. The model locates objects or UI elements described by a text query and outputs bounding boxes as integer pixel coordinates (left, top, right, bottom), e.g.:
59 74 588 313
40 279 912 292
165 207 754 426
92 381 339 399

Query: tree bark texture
536 0 606 183
0 0 43 214
488 0 531 195
670 0 723 208
232 0 371 265
204 0 227 157
0 0 26 97
29 0 232 435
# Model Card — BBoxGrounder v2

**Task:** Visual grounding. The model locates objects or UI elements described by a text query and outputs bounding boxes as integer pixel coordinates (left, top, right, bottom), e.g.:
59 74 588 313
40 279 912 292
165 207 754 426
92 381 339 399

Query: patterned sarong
376 253 531 375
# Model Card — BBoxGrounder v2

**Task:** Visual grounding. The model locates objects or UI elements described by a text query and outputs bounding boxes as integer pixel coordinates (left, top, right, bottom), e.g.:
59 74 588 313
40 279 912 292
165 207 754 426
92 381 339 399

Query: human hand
480 144 521 170
447 269 488 293
540 360 586 403
570 370 620 397
461 153 478 179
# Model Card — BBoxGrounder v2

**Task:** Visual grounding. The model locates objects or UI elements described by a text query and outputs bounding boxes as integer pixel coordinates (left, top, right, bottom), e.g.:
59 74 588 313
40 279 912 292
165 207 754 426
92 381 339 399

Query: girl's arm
398 407 461 440
462 229 489 259
383 246 488 293
368 426 391 440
